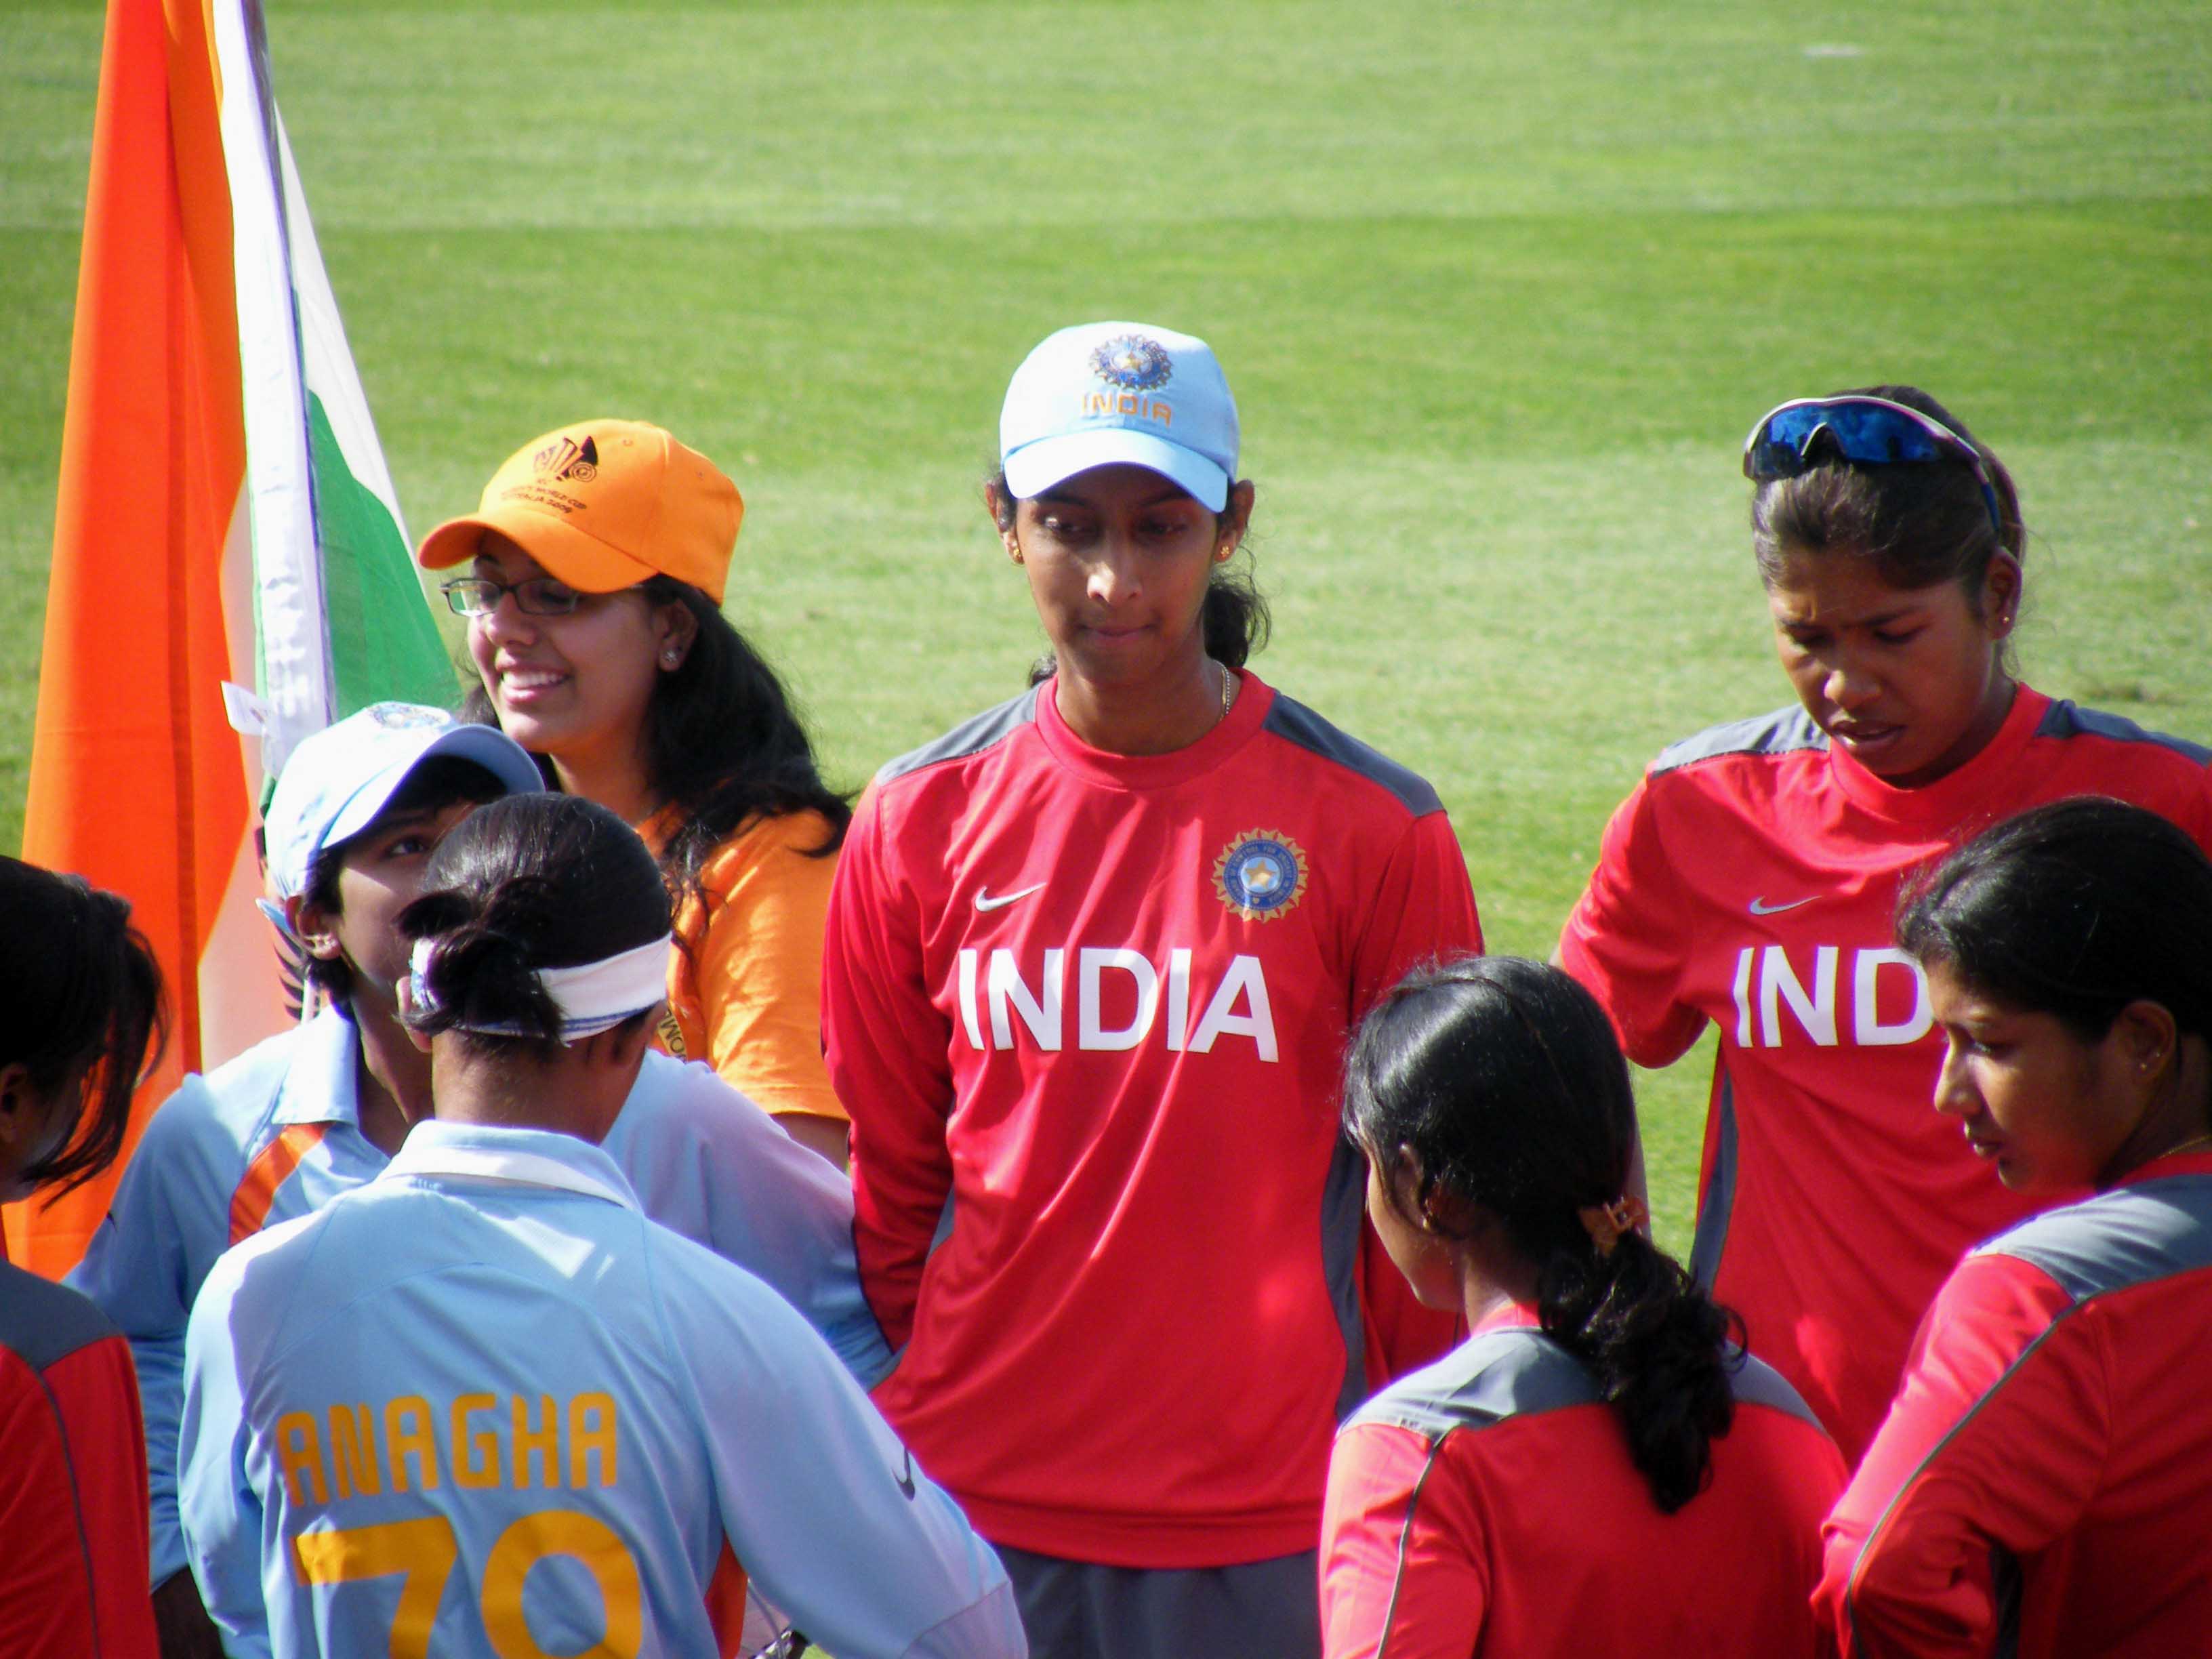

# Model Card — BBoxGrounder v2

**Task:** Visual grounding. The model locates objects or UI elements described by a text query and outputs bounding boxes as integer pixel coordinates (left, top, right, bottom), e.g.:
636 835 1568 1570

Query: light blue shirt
70 1008 890 1584
180 1120 1023 1659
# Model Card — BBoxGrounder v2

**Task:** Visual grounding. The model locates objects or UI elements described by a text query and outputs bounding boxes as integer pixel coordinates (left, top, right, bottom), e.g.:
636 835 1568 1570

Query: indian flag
5 0 455 1277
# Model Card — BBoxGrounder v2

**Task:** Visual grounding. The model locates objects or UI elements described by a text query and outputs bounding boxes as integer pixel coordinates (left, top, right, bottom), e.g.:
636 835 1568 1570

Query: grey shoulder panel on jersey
1982 1174 2212 1305
874 687 1042 786
0 1263 123 1373
1261 693 1443 816
2034 699 2212 766
1651 705 1828 777
1349 1328 1599 1439
1726 1350 1830 1431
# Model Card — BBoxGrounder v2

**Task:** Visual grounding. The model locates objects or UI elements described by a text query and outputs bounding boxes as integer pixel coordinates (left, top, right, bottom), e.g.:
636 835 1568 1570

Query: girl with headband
1556 387 2212 1463
419 422 854 1167
821 321 1483 1655
1322 956 1843 1658
72 705 880 1654
0 858 165 1656
179 794 1024 1659
1819 798 2212 1656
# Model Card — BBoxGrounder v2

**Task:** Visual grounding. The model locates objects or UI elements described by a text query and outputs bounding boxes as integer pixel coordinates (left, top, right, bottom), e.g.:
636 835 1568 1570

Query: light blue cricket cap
262 702 546 900
999 321 1240 512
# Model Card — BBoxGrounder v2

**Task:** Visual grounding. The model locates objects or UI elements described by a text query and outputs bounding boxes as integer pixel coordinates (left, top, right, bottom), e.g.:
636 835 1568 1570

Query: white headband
408 934 672 1043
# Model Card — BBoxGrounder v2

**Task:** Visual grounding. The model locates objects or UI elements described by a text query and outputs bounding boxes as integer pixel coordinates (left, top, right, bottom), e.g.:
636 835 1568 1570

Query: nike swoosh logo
895 1448 917 1501
973 882 1045 912
1749 896 1816 915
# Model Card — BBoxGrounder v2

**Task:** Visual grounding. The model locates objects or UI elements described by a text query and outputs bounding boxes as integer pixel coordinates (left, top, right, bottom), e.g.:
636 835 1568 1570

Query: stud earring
662 651 680 668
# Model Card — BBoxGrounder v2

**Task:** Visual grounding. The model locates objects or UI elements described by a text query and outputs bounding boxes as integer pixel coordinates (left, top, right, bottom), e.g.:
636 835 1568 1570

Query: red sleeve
1816 1254 2100 1659
0 1332 158 1658
1556 775 1707 1068
1321 1422 1486 1659
821 783 956 1352
1351 811 1482 1380
1347 809 1483 1024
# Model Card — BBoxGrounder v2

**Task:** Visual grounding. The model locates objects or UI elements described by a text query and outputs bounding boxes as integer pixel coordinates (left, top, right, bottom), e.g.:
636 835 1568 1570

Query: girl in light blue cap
823 321 1487 1659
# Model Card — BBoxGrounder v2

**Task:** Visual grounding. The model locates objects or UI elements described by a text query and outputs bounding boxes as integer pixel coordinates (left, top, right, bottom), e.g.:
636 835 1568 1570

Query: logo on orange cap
534 434 599 483
415 419 742 605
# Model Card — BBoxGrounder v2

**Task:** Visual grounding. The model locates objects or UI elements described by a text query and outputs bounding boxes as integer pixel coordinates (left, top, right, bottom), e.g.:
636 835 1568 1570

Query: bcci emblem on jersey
1214 831 1307 922
1089 333 1175 392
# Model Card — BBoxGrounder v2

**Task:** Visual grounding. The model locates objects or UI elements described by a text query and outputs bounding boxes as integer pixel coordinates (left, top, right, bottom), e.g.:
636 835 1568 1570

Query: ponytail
1344 956 1744 1513
397 795 671 1060
1200 557 1269 669
1537 1227 1740 1513
401 880 572 1050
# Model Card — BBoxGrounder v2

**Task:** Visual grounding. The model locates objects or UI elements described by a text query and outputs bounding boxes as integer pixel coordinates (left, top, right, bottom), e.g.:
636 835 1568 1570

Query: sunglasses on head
1742 395 2004 539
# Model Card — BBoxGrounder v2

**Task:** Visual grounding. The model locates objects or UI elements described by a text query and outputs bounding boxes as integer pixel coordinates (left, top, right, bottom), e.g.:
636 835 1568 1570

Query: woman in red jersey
821 321 1483 1658
1323 956 1844 1659
0 858 164 1658
415 422 853 1167
1556 388 2212 1464
1820 799 2212 1658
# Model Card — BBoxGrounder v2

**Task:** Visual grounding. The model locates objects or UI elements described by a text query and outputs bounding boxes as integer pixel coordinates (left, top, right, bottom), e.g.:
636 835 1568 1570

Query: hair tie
408 934 672 1043
1578 1194 1650 1258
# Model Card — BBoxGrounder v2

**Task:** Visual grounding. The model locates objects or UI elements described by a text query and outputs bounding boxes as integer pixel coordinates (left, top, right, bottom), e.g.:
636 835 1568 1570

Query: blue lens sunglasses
1742 395 2004 539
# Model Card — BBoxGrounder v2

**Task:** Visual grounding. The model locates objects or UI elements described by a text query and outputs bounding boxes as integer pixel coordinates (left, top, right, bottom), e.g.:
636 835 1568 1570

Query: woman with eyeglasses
1555 387 2212 1465
1819 798 2212 1657
417 423 854 1166
821 322 1483 1657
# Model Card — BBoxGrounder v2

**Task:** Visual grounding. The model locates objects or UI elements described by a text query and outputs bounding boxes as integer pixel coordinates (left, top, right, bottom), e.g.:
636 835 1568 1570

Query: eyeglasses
440 575 583 617
1742 395 2004 539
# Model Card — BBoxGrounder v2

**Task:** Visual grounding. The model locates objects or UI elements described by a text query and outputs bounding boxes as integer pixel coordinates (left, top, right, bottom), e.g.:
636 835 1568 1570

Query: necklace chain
1216 660 1235 724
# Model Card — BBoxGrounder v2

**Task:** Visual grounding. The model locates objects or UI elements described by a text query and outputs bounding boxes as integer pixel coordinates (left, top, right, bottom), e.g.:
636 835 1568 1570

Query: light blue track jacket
180 1121 1024 1659
69 1008 890 1584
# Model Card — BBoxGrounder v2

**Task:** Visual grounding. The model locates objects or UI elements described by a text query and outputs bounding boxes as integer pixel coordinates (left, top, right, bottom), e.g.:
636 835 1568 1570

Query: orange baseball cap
416 419 743 603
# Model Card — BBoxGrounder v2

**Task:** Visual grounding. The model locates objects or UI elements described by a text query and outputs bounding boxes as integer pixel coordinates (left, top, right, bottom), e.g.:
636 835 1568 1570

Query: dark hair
0 858 167 1195
300 756 512 1006
1343 956 1740 1513
1750 385 2026 610
1898 797 2212 1055
397 794 672 1058
985 468 1272 681
460 582 849 937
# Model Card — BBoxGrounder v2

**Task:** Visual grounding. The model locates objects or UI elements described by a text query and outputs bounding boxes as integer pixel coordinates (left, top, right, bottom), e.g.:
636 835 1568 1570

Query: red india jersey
1 1263 158 1658
1322 1305 1845 1658
1558 687 2212 1461
1819 1151 2212 1658
823 670 1482 1567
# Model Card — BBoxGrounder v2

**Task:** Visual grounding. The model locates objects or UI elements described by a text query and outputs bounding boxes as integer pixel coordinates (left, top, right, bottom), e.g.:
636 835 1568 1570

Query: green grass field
3 0 2209 1250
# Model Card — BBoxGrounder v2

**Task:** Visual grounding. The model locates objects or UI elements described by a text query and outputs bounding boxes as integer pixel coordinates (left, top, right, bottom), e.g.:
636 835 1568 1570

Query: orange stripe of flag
6 0 253 1277
227 1123 329 1246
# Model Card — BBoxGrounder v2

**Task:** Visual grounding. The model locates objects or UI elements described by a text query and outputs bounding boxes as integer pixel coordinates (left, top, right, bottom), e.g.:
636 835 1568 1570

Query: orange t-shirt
643 808 845 1122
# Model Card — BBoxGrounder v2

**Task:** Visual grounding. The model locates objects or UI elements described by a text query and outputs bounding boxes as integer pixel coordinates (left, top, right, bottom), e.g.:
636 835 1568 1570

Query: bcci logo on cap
1213 831 1307 922
533 434 599 483
1090 334 1174 392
